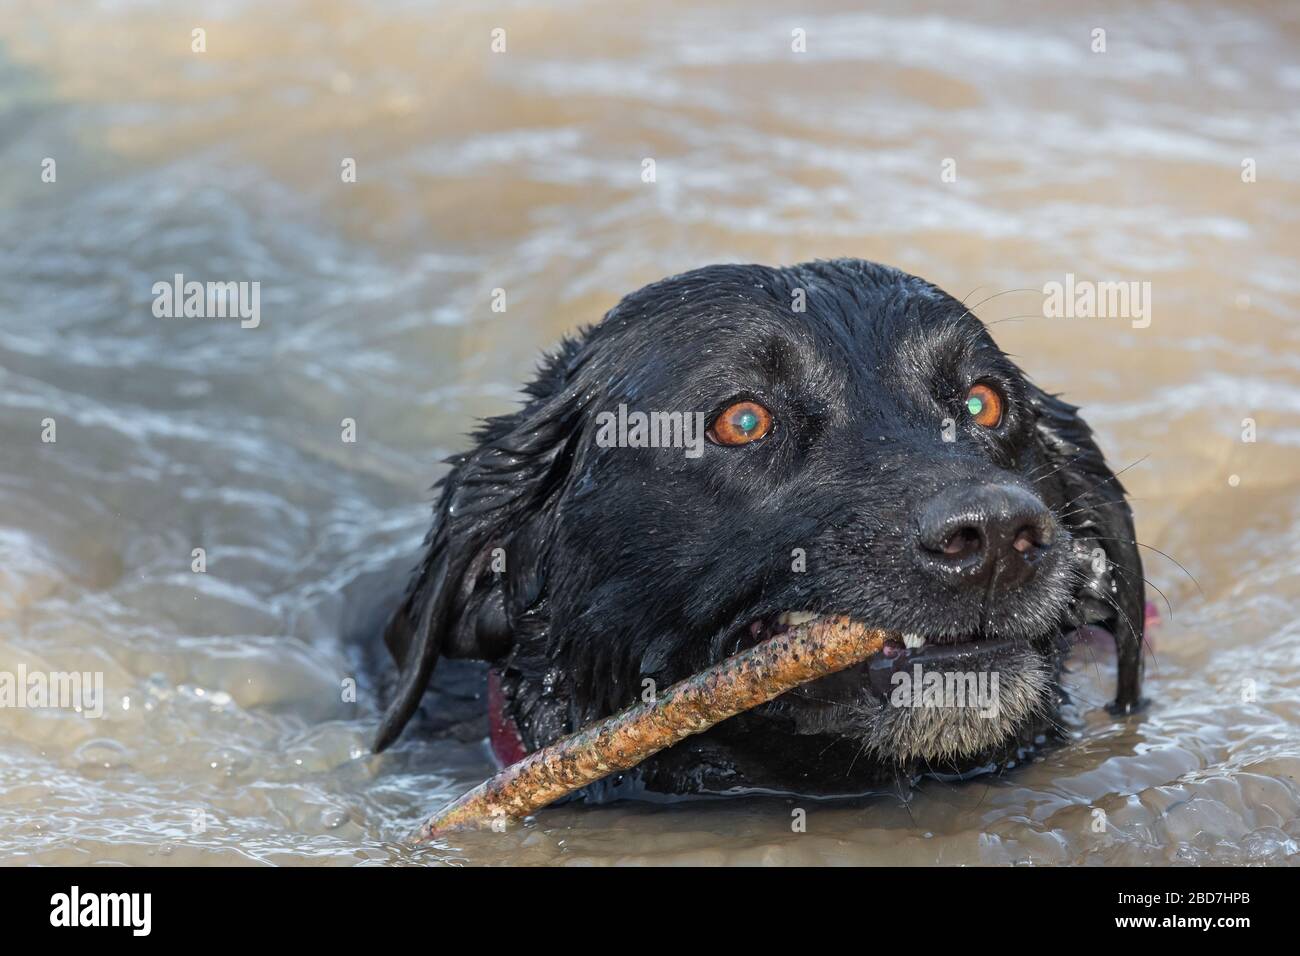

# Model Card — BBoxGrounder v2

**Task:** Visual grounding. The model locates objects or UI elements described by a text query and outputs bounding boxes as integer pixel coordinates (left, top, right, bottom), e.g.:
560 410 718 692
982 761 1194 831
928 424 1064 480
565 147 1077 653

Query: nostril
940 526 983 561
915 484 1053 587
1011 526 1039 555
1011 522 1052 556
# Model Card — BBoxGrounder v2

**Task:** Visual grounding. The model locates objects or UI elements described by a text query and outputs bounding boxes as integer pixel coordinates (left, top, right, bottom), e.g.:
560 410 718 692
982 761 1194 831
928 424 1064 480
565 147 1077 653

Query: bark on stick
416 615 891 839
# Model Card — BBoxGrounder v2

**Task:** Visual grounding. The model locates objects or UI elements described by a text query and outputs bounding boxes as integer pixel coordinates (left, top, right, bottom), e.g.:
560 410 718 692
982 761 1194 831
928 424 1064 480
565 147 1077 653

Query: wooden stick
416 615 891 839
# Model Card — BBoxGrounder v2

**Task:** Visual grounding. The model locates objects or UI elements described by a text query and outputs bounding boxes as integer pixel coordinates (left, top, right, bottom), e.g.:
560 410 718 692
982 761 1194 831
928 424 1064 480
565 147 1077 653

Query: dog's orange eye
708 401 773 446
965 384 1004 428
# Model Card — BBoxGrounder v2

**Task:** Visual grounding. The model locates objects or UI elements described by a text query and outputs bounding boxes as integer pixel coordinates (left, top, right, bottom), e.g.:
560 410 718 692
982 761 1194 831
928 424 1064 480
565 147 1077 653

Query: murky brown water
1 0 1298 865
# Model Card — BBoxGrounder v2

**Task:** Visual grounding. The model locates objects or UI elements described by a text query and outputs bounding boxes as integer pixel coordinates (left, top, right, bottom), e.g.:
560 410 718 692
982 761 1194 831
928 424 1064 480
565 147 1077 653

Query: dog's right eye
965 383 1005 428
708 400 773 446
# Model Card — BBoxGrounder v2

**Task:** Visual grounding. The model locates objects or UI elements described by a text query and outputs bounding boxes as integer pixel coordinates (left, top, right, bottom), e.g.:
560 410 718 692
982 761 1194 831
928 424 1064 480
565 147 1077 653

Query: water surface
1 0 1298 865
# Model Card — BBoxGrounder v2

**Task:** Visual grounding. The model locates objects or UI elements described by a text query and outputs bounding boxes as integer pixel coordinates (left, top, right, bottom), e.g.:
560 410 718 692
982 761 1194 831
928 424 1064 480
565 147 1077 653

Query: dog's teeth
777 611 822 626
902 632 926 649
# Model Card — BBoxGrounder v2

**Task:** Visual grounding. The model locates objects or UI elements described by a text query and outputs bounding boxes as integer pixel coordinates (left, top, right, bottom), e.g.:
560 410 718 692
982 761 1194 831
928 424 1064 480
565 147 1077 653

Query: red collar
487 667 528 767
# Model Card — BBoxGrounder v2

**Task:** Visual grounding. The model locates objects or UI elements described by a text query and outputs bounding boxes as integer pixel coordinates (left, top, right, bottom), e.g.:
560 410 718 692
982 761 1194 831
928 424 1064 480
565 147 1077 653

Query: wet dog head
376 260 1144 794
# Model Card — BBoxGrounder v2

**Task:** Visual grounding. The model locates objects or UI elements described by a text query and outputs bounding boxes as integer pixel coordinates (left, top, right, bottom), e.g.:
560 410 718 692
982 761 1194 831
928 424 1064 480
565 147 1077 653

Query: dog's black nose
916 484 1054 588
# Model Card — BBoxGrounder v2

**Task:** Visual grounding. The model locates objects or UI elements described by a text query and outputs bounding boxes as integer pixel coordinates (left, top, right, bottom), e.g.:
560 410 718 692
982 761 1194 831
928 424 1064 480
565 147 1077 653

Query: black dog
374 259 1144 798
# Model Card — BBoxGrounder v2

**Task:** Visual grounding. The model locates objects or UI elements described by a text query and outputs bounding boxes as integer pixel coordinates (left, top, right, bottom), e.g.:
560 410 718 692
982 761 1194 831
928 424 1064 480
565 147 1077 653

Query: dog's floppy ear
373 341 591 752
1027 383 1145 713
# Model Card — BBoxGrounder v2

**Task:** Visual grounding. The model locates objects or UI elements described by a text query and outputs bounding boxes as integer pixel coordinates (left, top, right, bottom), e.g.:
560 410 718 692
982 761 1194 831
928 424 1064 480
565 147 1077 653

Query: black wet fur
373 259 1144 798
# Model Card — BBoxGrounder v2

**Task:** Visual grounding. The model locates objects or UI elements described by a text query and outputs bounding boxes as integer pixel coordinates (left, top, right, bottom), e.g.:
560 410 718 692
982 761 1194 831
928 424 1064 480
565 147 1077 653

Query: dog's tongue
1072 600 1160 652
1142 600 1160 650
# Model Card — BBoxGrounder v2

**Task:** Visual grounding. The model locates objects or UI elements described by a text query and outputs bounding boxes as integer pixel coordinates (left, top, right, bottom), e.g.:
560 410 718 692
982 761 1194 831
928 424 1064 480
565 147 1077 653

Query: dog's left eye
708 400 773 446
